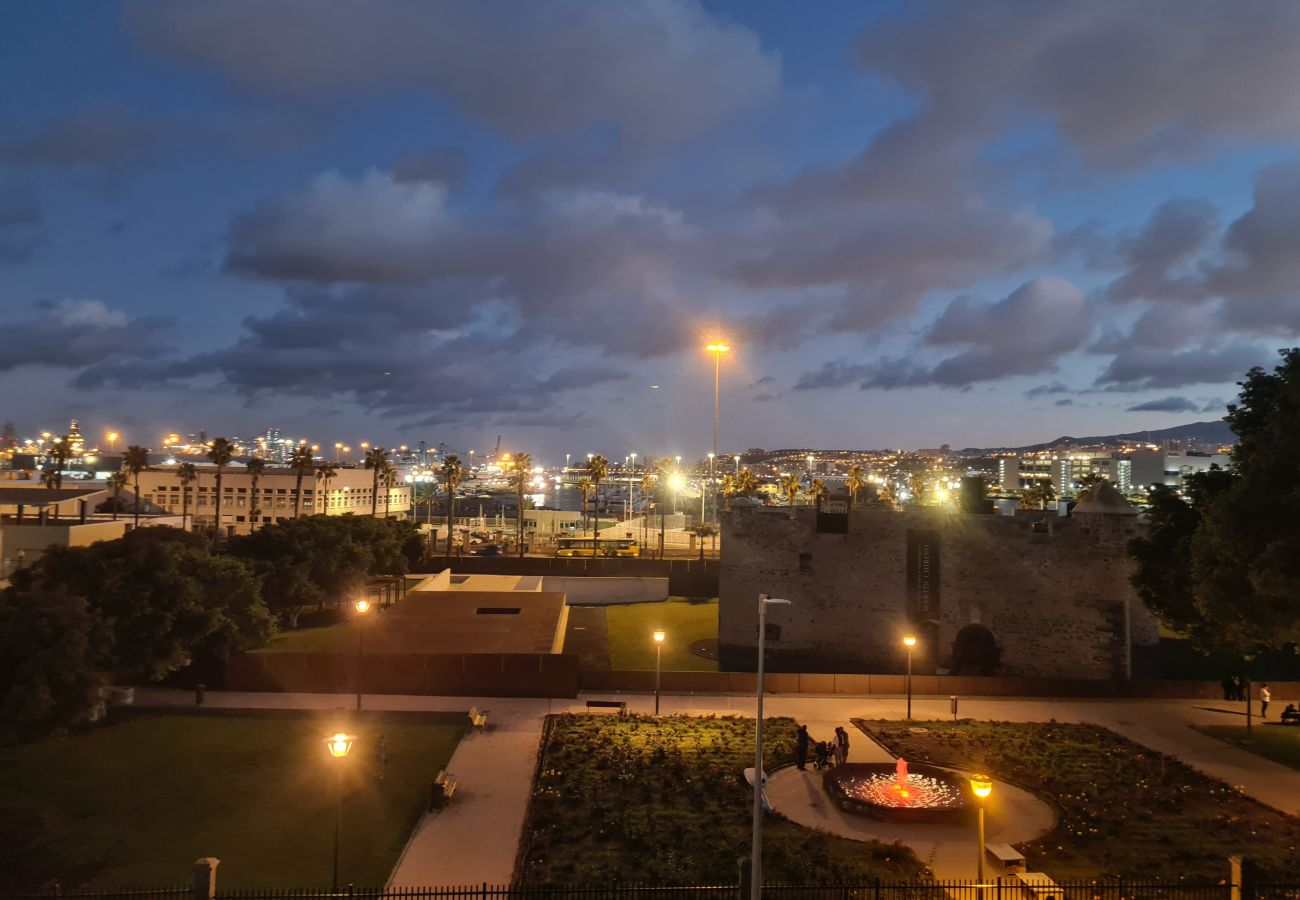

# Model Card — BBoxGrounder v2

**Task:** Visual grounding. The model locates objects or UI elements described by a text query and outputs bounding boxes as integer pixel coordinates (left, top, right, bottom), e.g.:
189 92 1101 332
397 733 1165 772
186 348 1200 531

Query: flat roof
0 487 108 506
366 590 567 654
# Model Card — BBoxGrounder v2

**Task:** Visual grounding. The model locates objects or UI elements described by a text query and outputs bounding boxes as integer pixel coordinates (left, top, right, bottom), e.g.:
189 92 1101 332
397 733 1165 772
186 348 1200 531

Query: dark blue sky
3 1 1299 462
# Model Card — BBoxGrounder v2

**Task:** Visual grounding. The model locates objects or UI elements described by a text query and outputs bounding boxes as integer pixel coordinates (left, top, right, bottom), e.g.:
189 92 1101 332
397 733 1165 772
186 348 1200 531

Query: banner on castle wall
905 528 941 626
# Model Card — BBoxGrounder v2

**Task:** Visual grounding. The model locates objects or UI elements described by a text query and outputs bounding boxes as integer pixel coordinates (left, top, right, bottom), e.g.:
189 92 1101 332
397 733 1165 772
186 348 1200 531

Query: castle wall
719 506 1155 679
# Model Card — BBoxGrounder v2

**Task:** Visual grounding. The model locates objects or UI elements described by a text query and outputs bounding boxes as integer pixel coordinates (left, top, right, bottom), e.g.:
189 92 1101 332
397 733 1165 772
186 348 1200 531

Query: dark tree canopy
1129 348 1300 653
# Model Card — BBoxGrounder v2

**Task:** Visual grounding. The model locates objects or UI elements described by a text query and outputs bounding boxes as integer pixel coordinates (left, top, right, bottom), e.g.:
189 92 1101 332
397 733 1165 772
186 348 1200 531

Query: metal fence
6 883 1299 900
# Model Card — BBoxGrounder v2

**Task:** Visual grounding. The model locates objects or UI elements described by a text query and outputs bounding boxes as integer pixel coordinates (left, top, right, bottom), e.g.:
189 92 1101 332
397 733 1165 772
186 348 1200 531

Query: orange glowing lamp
326 733 356 759
970 773 992 799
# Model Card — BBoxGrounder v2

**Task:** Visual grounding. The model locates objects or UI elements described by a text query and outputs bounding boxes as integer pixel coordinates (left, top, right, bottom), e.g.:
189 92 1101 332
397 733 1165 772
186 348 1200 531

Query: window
476 607 522 615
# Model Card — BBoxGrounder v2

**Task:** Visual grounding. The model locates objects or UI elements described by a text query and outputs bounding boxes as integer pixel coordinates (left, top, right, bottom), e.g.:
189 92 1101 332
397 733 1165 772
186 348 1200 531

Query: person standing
795 724 810 771
1221 675 1234 702
835 726 850 765
1260 684 1271 719
1232 675 1245 702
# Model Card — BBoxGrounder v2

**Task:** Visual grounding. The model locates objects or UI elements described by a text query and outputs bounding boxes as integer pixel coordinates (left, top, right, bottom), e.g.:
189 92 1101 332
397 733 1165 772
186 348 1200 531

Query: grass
0 710 464 891
605 597 719 671
858 719 1300 881
519 714 927 883
256 620 356 653
1194 724 1300 771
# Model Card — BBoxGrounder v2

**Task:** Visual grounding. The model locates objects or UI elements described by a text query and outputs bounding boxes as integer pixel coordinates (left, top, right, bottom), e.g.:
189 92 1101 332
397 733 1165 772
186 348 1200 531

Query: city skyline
5 2 1300 458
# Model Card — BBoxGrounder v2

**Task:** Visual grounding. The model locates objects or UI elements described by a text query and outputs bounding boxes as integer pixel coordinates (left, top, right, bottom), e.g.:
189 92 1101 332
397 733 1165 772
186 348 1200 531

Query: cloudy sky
4 1 1300 462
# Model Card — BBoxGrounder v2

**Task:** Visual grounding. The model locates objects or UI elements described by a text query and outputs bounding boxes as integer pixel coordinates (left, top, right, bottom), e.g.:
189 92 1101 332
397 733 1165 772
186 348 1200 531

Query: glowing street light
354 599 372 711
325 732 357 890
653 628 666 715
106 431 119 452
970 773 993 890
706 342 730 525
903 634 918 720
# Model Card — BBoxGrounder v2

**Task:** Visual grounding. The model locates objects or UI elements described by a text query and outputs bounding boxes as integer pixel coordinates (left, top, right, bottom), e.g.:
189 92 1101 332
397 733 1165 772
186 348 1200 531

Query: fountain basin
823 762 971 823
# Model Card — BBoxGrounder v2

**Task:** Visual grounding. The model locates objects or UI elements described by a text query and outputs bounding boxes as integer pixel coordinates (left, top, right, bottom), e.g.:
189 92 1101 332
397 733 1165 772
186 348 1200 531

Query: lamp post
354 599 371 711
325 733 356 891
707 452 716 525
1244 653 1256 736
107 431 119 453
970 773 992 893
653 628 666 715
902 634 917 720
752 594 791 900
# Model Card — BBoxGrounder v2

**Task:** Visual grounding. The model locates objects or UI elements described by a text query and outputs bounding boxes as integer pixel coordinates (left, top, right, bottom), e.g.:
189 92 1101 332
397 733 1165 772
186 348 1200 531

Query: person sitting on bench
1281 703 1299 723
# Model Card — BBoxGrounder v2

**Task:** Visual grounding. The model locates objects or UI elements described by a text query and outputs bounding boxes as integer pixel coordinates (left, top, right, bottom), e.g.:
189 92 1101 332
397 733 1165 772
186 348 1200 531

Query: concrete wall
419 556 719 596
1 519 131 569
408 568 452 592
541 576 670 605
719 506 1157 680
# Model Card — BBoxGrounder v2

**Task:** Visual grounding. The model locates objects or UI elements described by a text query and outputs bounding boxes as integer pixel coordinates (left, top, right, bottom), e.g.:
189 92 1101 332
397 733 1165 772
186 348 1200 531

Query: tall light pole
752 594 791 900
107 431 119 453
734 455 741 475
1244 653 1256 735
807 454 815 480
706 343 729 526
708 452 716 525
903 634 917 720
971 773 992 893
355 599 371 710
653 628 666 715
325 733 356 891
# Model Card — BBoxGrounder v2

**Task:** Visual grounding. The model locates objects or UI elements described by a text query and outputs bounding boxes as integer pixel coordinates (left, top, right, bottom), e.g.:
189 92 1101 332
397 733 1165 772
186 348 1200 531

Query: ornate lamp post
325 733 356 890
653 628 666 715
354 599 371 711
902 634 917 720
970 773 992 892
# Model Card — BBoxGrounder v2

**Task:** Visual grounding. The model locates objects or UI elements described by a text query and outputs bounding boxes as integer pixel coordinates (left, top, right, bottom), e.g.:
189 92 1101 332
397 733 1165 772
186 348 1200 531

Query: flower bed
518 714 928 883
857 719 1300 880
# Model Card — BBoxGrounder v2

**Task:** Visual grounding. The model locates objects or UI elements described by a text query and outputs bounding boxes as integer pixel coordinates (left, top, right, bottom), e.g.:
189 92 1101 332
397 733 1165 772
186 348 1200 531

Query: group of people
794 724 852 771
1221 676 1275 718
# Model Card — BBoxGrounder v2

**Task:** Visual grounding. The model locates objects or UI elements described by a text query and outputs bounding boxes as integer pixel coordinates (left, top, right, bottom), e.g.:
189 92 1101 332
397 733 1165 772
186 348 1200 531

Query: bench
1280 710 1300 726
1008 872 1063 898
468 706 488 730
429 769 459 811
985 842 1026 874
586 699 628 714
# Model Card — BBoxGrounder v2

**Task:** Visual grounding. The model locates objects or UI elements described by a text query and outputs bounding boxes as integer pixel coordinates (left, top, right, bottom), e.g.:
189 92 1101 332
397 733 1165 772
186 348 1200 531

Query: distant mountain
965 419 1235 454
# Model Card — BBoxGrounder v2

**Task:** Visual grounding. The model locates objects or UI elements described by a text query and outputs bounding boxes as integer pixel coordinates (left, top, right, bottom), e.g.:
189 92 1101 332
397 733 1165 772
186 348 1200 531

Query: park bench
1008 872 1063 898
586 699 628 714
1280 708 1300 725
985 843 1026 874
428 769 459 811
468 706 488 730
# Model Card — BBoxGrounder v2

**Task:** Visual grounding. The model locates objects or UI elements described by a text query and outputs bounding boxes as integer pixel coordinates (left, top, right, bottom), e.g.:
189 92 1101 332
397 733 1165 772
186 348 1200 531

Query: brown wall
226 652 579 698
419 556 719 596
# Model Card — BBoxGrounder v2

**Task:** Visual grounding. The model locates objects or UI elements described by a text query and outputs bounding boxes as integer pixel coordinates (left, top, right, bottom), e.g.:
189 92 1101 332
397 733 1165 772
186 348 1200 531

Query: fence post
1230 855 1259 900
736 857 750 900
191 858 219 900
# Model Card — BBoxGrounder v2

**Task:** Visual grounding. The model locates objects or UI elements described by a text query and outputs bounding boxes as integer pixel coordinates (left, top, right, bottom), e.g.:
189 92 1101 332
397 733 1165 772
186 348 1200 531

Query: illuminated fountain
824 756 969 823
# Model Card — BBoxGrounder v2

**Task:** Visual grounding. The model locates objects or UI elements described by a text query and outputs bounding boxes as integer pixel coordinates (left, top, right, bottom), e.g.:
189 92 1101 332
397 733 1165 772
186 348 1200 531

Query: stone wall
718 506 1158 679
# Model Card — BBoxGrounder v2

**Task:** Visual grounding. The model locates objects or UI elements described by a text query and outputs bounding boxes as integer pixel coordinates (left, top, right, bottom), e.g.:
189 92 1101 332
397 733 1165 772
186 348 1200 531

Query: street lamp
902 634 917 720
325 732 356 891
354 599 371 711
1244 653 1256 735
107 431 119 452
970 773 992 891
653 628 666 715
752 594 791 900
706 343 729 524
707 452 716 525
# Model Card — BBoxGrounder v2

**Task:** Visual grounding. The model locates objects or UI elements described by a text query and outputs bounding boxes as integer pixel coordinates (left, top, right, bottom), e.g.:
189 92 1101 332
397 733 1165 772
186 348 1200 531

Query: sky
3 0 1300 464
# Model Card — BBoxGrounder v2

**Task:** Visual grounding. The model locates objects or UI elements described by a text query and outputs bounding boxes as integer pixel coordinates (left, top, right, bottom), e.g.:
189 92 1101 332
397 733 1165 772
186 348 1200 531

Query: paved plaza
132 687 1300 885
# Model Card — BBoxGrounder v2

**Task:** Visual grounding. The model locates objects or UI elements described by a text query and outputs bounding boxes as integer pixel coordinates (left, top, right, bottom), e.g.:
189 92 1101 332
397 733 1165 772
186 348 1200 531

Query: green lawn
0 710 464 891
859 719 1300 880
605 597 719 671
520 714 927 883
256 620 357 653
1194 724 1300 771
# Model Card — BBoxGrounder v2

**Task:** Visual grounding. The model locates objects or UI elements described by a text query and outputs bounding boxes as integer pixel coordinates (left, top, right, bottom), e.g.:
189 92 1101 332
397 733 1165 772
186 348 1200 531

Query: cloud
748 376 775 389
1096 343 1274 391
128 0 781 150
0 195 45 262
1053 398 1074 407
0 300 170 373
1026 381 1070 397
392 149 467 187
1105 198 1218 303
1126 396 1203 413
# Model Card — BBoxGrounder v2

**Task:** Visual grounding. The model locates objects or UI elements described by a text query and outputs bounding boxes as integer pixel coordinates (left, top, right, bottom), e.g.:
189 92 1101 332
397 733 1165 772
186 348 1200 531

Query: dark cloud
752 392 776 403
128 0 781 150
748 376 775 389
1125 395 1223 414
1054 398 1074 407
392 149 467 187
1026 381 1070 397
1106 198 1218 303
1096 343 1273 391
0 196 45 262
0 300 170 373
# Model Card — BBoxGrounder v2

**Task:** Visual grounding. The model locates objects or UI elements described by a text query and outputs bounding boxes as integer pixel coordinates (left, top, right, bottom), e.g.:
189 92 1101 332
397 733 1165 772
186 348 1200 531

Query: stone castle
718 483 1159 679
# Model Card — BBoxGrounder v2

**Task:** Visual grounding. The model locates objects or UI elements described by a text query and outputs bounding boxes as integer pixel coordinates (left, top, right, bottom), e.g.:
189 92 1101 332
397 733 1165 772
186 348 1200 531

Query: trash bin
195 683 206 706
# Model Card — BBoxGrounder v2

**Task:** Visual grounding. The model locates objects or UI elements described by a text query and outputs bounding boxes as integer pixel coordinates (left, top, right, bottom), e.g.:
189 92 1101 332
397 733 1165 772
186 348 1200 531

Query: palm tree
1022 480 1057 510
808 478 828 510
206 438 234 541
735 468 759 500
381 461 399 518
365 446 390 516
48 436 72 489
720 474 736 511
440 454 464 556
511 452 533 557
107 470 128 521
122 445 149 528
639 459 658 555
245 458 266 528
315 463 338 513
780 473 801 507
578 477 594 534
846 464 866 506
411 480 437 523
586 455 608 537
289 444 315 517
176 463 197 530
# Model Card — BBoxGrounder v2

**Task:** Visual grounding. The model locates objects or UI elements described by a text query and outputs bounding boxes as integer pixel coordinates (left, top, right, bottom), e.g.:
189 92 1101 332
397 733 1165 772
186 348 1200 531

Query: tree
440 454 464 556
846 465 866 506
206 438 234 541
315 463 338 513
381 461 399 518
1021 480 1056 510
640 459 659 555
511 452 534 557
47 436 72 489
245 458 266 528
365 446 390 516
122 445 149 528
289 444 315 517
1075 472 1104 498
176 463 198 531
578 478 594 533
411 479 437 523
107 470 128 521
808 478 828 509
734 468 759 500
586 455 609 537
780 473 800 507
720 474 736 511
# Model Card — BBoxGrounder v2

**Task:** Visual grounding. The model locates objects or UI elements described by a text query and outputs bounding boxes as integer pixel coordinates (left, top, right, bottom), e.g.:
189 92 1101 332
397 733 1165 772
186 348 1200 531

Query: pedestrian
836 726 850 764
1221 675 1234 702
1260 684 1271 719
795 724 810 771
1232 675 1244 702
